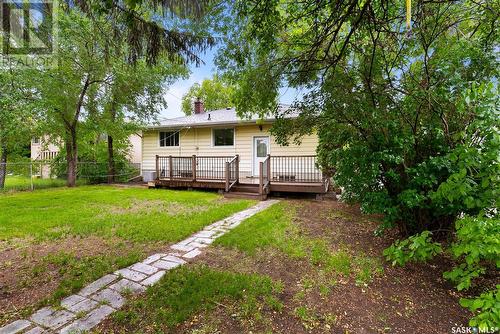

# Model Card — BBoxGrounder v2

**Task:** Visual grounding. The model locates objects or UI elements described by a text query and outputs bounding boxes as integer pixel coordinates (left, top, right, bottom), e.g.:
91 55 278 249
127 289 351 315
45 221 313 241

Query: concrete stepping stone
114 268 147 282
61 295 98 313
109 279 146 294
170 243 197 252
0 320 32 334
193 237 215 244
151 259 181 270
129 262 159 275
90 288 124 309
141 271 166 286
59 305 114 334
79 274 118 297
161 255 186 264
24 327 45 334
183 248 202 259
31 307 75 330
142 253 168 265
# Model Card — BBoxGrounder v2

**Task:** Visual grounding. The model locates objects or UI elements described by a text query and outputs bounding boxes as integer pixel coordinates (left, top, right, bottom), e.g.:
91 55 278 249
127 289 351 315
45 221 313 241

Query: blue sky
160 47 301 118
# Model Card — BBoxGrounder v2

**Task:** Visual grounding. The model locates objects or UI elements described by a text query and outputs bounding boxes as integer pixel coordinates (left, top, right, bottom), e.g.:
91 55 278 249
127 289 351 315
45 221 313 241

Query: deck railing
259 154 271 195
156 154 325 190
156 155 237 182
225 155 239 192
270 155 323 183
196 156 234 180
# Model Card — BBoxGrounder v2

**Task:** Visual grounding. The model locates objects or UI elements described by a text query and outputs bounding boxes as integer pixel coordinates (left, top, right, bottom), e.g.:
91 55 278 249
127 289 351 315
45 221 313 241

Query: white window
159 131 179 147
213 128 234 146
32 137 40 144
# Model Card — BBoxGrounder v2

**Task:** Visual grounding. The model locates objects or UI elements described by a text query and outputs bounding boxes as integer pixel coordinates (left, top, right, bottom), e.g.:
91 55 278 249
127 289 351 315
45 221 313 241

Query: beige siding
142 124 318 177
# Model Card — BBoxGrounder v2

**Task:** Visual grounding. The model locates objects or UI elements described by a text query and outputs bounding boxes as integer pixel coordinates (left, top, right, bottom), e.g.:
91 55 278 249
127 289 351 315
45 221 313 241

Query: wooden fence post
192 155 197 182
235 154 239 184
225 162 230 192
259 162 264 195
266 154 271 182
169 155 173 180
155 155 159 180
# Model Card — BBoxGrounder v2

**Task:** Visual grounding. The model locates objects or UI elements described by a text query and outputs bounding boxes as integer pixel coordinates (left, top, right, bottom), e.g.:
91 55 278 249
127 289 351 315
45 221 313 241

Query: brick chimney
194 98 204 114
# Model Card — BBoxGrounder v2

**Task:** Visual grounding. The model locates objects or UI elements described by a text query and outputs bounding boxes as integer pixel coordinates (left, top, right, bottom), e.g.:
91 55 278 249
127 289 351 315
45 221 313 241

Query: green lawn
0 185 253 242
0 185 254 322
2 175 81 192
110 265 283 331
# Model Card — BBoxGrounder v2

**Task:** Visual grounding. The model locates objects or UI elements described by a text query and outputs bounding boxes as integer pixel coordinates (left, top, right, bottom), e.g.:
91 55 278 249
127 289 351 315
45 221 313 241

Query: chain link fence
0 161 141 192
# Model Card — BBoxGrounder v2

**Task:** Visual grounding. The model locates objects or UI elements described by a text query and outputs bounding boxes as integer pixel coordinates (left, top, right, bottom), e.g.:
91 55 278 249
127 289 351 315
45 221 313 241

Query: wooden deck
152 154 329 199
154 177 327 194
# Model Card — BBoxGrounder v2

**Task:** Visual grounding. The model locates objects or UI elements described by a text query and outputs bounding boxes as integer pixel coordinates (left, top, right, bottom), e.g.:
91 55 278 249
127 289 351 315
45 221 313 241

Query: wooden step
231 184 260 193
224 191 267 200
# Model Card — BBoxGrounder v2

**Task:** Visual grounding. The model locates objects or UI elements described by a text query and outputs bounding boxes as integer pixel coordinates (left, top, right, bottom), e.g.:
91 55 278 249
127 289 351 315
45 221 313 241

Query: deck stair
224 184 267 200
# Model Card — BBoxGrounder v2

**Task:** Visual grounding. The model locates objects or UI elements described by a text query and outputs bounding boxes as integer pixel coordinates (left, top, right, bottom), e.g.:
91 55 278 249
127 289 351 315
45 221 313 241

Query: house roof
148 105 293 130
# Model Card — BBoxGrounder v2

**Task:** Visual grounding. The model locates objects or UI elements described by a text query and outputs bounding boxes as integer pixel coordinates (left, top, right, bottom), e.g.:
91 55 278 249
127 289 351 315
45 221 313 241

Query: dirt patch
0 236 165 325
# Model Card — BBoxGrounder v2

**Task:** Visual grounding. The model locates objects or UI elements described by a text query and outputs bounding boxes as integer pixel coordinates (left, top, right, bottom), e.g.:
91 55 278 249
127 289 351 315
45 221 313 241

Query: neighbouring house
31 134 143 178
142 101 329 199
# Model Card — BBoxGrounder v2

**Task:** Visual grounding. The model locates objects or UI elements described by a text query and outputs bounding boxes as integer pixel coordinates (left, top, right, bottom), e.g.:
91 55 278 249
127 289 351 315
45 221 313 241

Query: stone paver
90 288 125 309
59 305 114 334
129 262 159 275
79 274 118 297
61 295 98 313
161 255 186 264
0 319 32 334
182 248 202 259
114 268 148 282
1 200 279 334
170 243 197 252
142 253 168 265
24 327 45 334
31 307 75 330
151 259 182 270
109 279 146 294
141 271 166 286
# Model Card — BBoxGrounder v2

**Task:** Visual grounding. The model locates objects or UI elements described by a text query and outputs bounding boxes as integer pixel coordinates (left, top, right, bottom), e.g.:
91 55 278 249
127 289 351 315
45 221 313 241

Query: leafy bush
459 285 500 331
443 216 500 291
383 231 442 266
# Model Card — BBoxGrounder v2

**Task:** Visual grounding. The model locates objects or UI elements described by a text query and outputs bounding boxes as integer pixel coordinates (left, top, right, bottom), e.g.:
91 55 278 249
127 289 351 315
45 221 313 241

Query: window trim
158 130 180 148
211 127 235 147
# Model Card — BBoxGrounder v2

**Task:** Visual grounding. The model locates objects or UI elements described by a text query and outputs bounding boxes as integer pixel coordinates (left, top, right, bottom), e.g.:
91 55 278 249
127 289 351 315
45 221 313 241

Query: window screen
213 128 234 146
159 131 179 147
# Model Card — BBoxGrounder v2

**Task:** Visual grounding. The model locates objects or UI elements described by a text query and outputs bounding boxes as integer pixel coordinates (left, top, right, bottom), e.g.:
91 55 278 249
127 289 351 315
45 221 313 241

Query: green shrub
383 231 442 266
459 285 500 331
443 216 500 291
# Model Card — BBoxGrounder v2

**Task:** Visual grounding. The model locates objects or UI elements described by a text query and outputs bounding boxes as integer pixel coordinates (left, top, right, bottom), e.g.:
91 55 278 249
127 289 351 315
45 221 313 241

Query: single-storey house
142 101 328 199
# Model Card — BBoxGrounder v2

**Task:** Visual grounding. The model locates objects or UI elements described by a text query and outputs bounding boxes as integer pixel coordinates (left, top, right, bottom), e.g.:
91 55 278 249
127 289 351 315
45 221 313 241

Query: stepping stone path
0 200 279 334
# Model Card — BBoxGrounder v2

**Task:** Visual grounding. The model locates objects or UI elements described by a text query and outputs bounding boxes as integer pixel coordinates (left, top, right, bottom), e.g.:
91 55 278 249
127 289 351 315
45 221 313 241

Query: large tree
181 75 235 114
218 0 499 327
40 0 207 186
219 0 498 234
90 59 187 183
66 0 216 65
38 10 109 187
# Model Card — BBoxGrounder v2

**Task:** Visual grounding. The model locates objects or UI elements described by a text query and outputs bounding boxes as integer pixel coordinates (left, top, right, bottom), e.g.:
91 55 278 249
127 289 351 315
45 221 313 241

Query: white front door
253 136 270 176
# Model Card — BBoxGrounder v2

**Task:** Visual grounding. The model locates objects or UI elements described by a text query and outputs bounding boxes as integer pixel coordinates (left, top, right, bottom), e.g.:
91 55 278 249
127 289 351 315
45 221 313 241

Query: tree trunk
0 141 7 189
107 135 115 183
65 127 78 187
